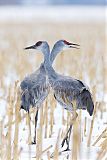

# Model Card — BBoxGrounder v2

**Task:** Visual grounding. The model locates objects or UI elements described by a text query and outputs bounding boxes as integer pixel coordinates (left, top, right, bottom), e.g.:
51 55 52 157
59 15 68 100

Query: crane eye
36 41 42 46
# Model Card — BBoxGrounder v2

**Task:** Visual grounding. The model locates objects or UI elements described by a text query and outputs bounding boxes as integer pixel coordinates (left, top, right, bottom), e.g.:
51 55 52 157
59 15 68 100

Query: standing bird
20 41 50 144
25 40 94 151
21 40 75 144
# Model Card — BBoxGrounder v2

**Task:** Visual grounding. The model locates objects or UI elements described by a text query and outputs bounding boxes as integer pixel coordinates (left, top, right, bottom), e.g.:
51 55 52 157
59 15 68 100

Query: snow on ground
18 104 107 160
1 98 107 159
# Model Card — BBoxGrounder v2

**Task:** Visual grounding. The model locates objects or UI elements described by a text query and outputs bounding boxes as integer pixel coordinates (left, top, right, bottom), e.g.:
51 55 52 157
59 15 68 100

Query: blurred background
0 0 107 112
0 0 106 5
0 1 107 160
0 0 106 112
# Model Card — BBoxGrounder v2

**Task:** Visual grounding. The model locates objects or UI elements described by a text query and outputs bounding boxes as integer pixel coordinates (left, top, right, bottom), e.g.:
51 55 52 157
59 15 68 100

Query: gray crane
20 62 49 144
21 40 71 144
25 40 94 151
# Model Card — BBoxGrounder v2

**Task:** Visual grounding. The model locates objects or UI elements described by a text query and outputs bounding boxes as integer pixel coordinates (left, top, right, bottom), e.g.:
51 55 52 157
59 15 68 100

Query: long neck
50 45 63 64
42 46 57 83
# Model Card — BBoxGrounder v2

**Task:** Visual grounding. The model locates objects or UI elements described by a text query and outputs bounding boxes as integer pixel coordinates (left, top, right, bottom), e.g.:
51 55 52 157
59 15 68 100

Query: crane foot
31 138 36 144
62 147 71 152
31 141 36 145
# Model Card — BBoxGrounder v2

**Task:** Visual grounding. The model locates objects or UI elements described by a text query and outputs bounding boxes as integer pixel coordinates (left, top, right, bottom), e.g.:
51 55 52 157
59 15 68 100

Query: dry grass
0 16 106 160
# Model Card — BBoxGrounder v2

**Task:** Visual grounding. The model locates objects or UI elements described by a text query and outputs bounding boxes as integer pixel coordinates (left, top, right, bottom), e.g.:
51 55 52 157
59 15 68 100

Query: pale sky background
0 0 106 5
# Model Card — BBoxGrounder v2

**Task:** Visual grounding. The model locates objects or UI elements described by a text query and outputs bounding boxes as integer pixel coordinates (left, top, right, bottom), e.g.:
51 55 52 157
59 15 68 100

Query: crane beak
24 44 36 50
69 43 80 49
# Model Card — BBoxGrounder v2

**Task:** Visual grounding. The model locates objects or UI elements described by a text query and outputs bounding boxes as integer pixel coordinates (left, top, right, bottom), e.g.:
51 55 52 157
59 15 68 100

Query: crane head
51 40 80 53
24 41 49 52
53 40 80 50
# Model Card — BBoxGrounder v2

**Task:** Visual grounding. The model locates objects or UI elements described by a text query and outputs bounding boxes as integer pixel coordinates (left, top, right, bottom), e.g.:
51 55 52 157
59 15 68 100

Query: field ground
0 6 107 160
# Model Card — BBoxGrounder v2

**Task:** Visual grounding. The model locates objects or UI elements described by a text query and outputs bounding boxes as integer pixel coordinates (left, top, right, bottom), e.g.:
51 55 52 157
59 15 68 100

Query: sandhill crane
20 41 50 144
21 40 72 144
25 40 94 151
20 64 49 144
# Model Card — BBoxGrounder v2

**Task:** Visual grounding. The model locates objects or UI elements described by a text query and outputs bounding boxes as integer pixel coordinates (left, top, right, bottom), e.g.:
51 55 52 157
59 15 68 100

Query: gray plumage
47 40 94 116
21 40 94 116
20 40 65 112
20 63 49 112
29 40 94 150
20 41 51 144
22 40 94 148
53 77 94 116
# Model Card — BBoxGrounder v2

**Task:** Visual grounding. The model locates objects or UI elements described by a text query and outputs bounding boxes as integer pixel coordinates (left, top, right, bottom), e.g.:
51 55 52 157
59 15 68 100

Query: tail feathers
80 88 94 116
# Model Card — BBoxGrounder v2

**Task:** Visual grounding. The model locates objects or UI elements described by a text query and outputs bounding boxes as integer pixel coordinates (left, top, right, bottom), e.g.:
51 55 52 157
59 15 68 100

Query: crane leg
61 111 78 151
61 124 72 151
32 109 39 144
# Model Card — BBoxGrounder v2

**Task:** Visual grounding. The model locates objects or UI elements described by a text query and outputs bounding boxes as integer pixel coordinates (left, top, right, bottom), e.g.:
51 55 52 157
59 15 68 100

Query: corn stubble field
0 16 107 160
